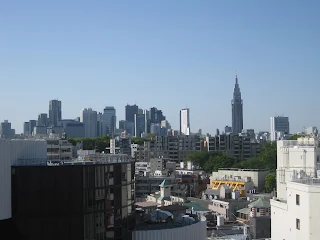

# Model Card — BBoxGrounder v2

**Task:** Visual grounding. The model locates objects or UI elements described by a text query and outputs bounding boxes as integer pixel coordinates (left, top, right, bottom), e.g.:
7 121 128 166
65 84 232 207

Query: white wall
276 140 319 200
133 220 207 240
0 139 47 220
271 182 320 240
272 138 320 240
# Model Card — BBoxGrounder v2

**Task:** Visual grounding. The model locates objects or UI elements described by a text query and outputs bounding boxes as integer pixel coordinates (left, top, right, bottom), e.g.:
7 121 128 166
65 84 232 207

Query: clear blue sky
1 0 319 134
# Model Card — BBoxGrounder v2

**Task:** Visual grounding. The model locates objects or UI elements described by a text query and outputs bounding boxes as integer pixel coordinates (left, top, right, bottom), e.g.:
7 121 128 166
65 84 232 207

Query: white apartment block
270 116 289 141
271 136 320 240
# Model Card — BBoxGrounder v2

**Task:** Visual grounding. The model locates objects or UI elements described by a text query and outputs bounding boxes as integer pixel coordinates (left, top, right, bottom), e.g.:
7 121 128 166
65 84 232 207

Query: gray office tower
231 74 244 134
49 100 62 126
37 113 48 127
103 106 116 136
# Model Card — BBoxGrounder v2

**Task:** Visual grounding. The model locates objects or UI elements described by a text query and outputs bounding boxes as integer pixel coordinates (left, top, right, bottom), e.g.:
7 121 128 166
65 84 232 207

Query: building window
296 194 300 205
296 218 300 230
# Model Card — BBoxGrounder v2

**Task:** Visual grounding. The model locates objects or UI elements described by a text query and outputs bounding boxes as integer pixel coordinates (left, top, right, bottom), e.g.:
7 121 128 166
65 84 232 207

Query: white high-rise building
180 108 190 135
270 116 290 141
80 108 98 138
271 136 320 240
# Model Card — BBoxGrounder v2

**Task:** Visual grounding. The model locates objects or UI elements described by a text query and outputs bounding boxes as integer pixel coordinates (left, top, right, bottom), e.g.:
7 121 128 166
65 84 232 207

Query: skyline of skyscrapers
14 77 295 139
231 74 244 134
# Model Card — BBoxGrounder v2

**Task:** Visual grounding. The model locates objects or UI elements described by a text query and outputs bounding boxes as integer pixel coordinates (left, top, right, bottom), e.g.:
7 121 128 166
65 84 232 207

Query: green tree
131 137 146 146
260 142 277 170
265 174 276 193
67 136 110 152
185 152 210 167
288 134 301 140
233 157 266 170
185 151 236 173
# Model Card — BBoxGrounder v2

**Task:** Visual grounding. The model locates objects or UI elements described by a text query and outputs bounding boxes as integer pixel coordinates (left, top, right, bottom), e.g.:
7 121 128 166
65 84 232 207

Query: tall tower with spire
231 73 244 134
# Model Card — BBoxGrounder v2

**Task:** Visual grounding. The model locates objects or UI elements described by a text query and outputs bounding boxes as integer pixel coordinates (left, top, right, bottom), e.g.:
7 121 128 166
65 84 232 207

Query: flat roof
217 168 270 172
158 205 189 212
135 202 159 208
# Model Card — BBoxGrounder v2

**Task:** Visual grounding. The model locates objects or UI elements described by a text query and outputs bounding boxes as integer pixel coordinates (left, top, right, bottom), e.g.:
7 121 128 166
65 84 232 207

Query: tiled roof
248 198 270 208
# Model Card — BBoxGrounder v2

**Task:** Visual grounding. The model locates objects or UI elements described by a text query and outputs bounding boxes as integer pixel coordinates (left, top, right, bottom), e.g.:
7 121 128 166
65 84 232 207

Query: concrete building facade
271 137 320 240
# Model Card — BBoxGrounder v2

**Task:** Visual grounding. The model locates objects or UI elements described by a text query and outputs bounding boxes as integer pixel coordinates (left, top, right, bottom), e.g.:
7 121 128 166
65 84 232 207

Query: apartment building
205 134 261 161
271 136 320 240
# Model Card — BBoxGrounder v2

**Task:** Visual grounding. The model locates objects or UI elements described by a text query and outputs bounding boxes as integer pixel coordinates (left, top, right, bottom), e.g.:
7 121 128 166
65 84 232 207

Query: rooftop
183 202 210 212
218 168 269 172
292 177 320 186
13 154 134 166
248 198 270 208
135 202 159 208
158 205 189 212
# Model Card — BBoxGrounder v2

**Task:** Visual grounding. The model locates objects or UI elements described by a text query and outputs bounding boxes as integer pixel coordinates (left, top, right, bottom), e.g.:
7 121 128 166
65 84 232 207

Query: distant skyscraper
125 104 138 123
144 109 151 133
49 100 62 126
134 113 145 137
0 120 15 137
150 107 165 124
180 108 190 135
103 106 116 136
28 120 37 136
231 74 244 134
80 108 98 138
97 112 103 136
23 122 29 136
37 113 48 127
225 125 232 134
270 116 290 141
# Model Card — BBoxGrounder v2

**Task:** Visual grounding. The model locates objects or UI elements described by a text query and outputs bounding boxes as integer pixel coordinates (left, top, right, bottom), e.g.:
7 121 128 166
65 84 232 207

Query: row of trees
68 136 111 152
186 141 277 172
131 134 156 145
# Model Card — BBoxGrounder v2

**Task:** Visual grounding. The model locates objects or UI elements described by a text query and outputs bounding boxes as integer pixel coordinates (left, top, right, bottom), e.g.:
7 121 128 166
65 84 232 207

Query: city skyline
1 1 320 133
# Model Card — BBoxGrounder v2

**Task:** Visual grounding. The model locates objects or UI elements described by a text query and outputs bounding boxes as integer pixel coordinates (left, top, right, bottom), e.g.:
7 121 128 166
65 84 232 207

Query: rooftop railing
13 154 134 166
292 177 320 186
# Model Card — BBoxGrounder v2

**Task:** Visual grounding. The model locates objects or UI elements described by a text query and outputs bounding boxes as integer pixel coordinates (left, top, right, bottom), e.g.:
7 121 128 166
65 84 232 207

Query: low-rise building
211 168 270 192
46 134 73 161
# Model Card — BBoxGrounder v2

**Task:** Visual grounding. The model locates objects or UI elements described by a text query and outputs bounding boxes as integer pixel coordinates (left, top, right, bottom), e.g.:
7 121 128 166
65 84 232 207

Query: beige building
211 168 270 192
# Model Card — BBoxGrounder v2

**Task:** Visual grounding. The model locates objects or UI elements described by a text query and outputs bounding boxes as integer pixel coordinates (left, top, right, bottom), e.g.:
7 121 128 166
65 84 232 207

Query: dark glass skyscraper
125 105 138 123
231 74 243 134
49 100 62 127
